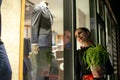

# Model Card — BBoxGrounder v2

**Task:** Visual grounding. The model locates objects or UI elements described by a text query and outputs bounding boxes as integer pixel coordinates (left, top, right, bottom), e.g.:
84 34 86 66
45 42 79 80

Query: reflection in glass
98 24 105 45
97 0 105 21
76 0 90 49
24 0 63 80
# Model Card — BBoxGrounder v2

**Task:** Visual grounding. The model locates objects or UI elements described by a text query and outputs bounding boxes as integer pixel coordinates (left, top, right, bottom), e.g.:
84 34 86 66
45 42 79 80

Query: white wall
1 0 21 80
76 0 90 49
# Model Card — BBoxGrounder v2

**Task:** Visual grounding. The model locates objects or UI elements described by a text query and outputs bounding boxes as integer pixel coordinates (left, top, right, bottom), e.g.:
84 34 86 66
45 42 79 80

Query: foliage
83 44 109 69
45 50 55 64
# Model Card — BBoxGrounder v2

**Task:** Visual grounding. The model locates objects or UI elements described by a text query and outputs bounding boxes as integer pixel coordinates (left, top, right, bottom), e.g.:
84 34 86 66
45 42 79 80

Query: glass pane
76 0 90 49
24 0 64 80
97 0 105 21
98 24 105 45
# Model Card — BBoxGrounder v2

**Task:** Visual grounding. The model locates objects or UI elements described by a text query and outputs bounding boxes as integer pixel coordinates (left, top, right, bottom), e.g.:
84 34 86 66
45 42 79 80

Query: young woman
74 27 106 80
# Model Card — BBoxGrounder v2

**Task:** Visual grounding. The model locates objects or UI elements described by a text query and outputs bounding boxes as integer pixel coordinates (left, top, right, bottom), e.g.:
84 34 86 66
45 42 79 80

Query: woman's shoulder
75 49 80 53
75 49 80 56
75 47 88 54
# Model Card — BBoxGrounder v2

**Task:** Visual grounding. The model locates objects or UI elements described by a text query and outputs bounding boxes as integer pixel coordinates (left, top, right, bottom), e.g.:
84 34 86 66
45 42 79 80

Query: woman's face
75 29 89 44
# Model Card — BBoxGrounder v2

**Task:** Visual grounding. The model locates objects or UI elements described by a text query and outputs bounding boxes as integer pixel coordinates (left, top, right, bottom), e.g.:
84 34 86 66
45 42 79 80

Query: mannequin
31 0 53 80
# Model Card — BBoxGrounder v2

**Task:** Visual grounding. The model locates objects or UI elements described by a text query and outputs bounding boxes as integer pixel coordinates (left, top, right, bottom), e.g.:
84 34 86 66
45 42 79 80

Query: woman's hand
90 66 105 78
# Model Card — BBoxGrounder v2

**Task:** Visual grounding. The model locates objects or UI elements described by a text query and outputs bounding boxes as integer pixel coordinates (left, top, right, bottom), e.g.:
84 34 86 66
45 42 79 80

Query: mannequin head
43 0 49 6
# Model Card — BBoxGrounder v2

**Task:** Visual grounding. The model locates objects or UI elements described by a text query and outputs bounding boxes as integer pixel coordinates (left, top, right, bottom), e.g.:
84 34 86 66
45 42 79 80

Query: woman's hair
75 27 91 38
75 27 96 45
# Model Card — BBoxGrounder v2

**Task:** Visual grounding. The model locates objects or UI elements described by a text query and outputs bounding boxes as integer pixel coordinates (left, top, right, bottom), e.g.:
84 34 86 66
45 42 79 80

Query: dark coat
74 47 92 80
24 38 31 56
0 42 12 80
31 2 53 47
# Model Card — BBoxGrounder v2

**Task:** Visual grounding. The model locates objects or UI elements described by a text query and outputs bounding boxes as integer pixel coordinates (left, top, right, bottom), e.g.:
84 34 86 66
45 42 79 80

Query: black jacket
74 47 92 80
74 46 114 80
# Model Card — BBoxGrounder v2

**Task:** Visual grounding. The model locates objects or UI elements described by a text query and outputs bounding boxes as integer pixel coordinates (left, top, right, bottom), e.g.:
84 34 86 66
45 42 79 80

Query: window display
24 0 64 80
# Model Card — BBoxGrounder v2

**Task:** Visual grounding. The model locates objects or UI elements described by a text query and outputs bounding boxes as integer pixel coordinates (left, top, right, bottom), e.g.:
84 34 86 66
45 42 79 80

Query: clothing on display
31 1 53 80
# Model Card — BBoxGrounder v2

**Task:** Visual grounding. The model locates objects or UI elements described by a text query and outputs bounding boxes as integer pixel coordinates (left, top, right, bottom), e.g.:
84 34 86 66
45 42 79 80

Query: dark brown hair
75 27 91 38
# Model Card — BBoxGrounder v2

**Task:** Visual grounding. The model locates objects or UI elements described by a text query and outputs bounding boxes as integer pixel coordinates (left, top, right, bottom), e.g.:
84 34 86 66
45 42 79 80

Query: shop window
24 0 64 80
97 0 105 21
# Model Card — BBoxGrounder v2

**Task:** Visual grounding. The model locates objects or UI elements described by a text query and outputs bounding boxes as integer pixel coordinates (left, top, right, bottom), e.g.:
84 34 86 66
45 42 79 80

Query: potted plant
83 44 109 77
